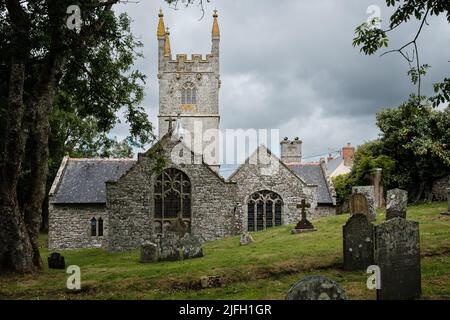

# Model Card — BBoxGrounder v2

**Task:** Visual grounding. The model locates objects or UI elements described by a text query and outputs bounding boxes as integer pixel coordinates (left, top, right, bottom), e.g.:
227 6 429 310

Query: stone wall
48 203 107 249
313 205 336 219
107 137 238 252
431 175 450 201
230 146 318 232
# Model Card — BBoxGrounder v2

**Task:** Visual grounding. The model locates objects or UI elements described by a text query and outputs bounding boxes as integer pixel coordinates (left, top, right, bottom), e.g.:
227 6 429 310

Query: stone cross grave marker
286 275 347 300
343 214 374 271
291 199 316 234
374 218 421 300
352 186 376 221
386 188 408 220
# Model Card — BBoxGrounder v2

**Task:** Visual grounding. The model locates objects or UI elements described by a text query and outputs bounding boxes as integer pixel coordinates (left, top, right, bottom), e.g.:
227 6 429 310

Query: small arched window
98 218 104 237
181 82 197 105
90 217 97 236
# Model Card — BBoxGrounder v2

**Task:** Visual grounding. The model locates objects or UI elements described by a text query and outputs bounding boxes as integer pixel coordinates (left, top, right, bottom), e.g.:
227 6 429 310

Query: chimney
342 143 355 166
280 137 302 164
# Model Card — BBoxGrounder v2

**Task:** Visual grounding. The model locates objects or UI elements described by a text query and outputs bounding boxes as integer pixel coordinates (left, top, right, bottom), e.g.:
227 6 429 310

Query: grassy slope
0 202 449 300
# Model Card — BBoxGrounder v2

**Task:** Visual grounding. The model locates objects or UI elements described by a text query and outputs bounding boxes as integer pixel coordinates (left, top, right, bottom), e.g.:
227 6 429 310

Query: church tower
157 10 221 172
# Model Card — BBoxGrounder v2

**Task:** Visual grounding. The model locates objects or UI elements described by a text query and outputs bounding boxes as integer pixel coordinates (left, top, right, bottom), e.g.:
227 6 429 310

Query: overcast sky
112 0 449 170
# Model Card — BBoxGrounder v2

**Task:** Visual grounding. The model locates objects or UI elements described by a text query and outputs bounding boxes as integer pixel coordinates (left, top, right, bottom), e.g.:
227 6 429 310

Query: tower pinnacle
212 9 220 39
164 27 172 57
157 8 166 39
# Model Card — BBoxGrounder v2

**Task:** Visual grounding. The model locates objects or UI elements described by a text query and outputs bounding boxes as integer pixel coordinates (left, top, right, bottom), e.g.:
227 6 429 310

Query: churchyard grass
0 202 449 300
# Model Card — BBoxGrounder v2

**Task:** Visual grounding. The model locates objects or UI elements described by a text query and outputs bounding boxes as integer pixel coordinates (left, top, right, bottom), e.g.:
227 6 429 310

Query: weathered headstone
140 241 159 263
386 188 408 220
286 275 347 300
374 218 421 300
349 193 369 215
158 233 182 261
343 214 374 271
352 186 376 221
180 233 203 259
48 252 65 269
291 199 316 234
239 232 255 246
153 232 203 262
441 187 450 216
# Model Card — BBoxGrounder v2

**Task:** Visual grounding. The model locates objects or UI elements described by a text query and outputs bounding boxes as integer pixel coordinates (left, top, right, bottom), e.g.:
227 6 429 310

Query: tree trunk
0 62 37 274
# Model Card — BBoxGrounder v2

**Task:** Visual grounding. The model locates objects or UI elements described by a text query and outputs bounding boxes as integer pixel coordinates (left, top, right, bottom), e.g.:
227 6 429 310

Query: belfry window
181 82 197 105
154 168 192 234
247 191 283 231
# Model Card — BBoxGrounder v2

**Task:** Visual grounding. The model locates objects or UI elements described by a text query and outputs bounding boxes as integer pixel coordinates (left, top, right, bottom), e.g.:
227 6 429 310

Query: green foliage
333 96 450 203
332 173 356 205
353 0 450 106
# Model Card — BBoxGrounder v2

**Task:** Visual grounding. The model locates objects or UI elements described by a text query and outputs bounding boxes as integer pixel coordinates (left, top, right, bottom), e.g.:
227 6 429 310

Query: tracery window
181 82 197 105
154 168 191 234
247 190 283 232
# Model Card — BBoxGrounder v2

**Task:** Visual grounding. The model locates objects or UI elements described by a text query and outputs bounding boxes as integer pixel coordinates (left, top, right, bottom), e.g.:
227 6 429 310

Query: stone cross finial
165 116 176 132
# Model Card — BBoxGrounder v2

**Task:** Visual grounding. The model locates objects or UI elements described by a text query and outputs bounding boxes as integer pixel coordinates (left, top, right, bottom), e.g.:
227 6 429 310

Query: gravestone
349 194 369 215
140 241 159 263
386 188 408 220
240 232 255 246
291 200 316 234
158 233 182 261
441 187 450 216
352 186 376 221
180 233 203 259
286 275 347 300
48 252 65 269
343 214 374 271
154 232 203 262
374 218 421 300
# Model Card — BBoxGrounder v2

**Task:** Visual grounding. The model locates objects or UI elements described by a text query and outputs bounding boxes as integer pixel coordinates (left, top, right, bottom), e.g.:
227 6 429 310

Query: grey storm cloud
112 0 450 161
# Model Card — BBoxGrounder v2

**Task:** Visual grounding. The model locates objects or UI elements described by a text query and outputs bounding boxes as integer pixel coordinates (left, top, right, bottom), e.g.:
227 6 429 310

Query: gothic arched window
247 190 283 232
181 82 197 105
154 168 192 234
98 218 104 237
90 217 97 236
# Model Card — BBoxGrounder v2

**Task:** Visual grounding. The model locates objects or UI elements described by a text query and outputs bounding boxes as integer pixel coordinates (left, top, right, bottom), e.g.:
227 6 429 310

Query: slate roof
51 158 136 204
288 164 333 204
326 156 342 175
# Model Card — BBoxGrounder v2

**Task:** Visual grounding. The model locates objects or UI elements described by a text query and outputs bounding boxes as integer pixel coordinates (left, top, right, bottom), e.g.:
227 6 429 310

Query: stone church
48 11 336 251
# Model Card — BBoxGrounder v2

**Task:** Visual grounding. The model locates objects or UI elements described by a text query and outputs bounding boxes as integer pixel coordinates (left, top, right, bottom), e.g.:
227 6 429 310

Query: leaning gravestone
374 218 421 300
352 186 376 221
48 252 65 269
386 188 408 220
343 214 374 271
140 241 159 263
286 275 347 300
